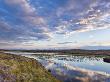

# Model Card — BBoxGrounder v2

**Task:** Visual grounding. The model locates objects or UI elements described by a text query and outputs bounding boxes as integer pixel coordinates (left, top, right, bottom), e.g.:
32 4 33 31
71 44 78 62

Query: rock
103 58 110 63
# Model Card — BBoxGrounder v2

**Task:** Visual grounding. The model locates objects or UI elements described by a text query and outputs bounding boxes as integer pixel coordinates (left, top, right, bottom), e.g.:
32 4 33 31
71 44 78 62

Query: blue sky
0 0 110 49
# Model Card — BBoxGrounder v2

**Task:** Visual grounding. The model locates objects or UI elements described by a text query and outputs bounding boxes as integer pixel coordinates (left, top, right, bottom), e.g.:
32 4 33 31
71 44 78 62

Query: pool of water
5 51 110 82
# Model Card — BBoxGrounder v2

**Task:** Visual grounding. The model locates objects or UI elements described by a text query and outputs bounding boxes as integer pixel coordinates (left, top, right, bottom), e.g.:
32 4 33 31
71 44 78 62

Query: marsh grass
0 52 60 82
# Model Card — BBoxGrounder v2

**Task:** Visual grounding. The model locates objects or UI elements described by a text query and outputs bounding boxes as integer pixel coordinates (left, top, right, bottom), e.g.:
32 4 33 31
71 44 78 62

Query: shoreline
0 52 61 82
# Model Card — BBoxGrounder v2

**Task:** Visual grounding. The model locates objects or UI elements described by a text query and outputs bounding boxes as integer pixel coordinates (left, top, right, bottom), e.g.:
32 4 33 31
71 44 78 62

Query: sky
0 0 110 49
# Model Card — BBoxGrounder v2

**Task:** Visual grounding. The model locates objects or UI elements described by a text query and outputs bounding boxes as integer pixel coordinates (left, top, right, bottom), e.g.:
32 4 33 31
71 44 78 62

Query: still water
5 51 110 82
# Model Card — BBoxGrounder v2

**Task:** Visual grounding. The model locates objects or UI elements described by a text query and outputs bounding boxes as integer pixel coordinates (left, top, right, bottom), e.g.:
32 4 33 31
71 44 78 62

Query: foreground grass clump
0 52 60 82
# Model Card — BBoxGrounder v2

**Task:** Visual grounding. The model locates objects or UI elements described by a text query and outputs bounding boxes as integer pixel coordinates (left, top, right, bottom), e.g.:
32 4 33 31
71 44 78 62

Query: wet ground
5 51 110 82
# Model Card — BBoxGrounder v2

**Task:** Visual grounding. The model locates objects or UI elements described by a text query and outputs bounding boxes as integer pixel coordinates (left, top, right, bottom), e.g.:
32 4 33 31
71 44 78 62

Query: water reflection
38 56 110 82
56 56 102 62
5 51 110 82
32 55 110 82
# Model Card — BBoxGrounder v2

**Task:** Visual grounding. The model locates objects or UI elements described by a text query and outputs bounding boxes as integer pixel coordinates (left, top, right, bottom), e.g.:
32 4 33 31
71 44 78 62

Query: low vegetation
4 49 110 56
0 52 60 82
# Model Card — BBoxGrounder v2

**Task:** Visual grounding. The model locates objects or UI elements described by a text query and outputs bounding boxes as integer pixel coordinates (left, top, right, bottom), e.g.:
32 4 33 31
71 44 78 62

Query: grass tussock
0 52 60 82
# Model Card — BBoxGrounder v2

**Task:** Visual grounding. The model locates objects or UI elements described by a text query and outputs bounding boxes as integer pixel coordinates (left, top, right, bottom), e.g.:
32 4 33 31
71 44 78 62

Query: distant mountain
80 46 110 50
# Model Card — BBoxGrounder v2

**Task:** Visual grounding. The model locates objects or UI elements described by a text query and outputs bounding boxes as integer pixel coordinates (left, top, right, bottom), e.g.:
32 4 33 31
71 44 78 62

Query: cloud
54 0 110 34
0 0 51 42
0 0 110 48
57 42 73 45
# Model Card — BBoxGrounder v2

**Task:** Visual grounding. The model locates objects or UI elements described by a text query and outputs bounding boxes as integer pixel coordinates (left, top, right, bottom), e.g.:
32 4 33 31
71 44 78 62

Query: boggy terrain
0 52 60 82
4 49 110 56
